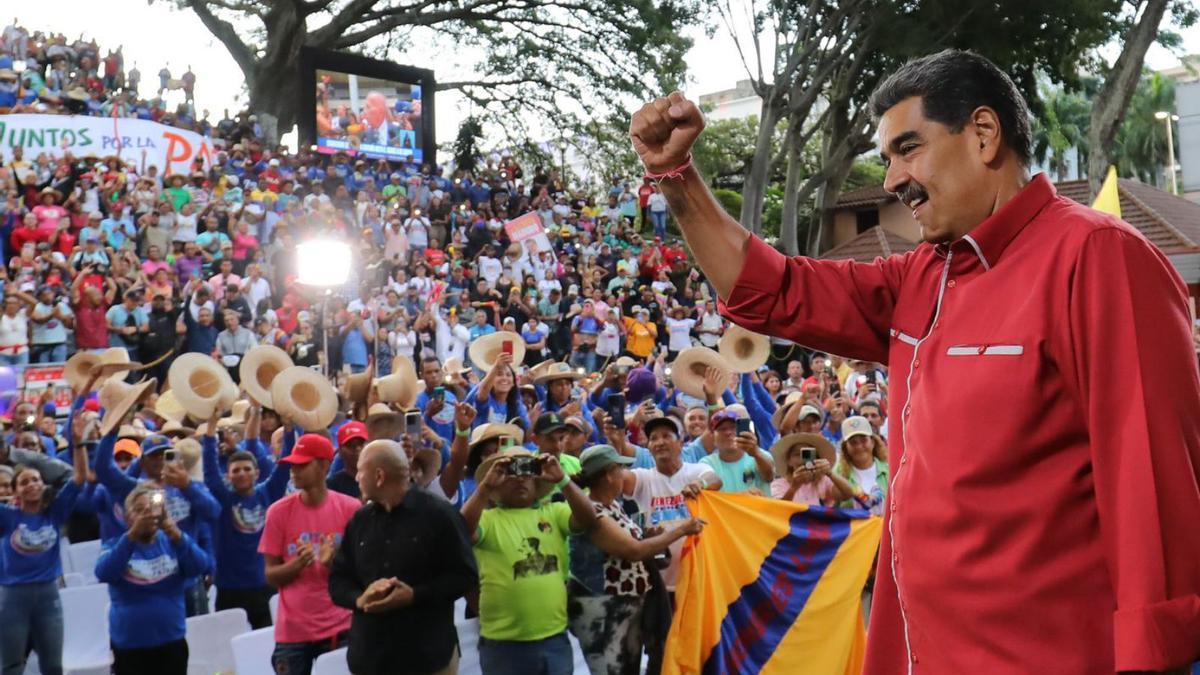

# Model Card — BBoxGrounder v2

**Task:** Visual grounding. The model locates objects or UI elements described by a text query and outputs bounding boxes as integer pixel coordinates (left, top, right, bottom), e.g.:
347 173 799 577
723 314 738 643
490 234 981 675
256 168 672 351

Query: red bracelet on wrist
644 154 693 182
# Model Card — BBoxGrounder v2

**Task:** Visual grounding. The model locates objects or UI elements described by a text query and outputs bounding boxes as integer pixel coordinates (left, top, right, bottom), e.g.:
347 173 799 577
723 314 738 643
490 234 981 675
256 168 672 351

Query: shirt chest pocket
945 344 1025 357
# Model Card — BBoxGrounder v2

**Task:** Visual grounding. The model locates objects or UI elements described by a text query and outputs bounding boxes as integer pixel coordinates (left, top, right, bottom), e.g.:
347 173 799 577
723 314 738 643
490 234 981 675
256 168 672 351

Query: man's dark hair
869 49 1032 166
228 450 258 468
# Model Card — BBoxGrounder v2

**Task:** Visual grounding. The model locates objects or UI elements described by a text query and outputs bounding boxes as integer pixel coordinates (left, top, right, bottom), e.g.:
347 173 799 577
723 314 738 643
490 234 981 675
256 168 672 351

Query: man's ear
970 106 1003 164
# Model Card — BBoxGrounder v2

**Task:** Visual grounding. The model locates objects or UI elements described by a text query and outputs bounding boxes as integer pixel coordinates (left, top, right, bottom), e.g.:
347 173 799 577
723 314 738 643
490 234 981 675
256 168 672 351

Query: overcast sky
11 1 1198 153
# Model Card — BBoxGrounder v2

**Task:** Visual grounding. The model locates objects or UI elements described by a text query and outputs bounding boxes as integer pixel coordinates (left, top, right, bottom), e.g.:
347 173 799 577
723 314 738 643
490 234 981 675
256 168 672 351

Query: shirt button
890 502 896 512
913 359 920 368
947 279 956 288
901 457 907 465
911 653 919 664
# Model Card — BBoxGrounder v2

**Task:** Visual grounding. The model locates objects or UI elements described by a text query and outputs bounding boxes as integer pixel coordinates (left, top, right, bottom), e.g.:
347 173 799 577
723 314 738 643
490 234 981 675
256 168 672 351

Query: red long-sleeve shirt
719 174 1200 673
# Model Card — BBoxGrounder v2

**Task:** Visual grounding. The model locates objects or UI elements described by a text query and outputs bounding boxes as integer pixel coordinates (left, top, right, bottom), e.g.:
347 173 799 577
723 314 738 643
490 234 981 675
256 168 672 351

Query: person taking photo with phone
698 409 773 495
461 448 598 675
95 484 211 675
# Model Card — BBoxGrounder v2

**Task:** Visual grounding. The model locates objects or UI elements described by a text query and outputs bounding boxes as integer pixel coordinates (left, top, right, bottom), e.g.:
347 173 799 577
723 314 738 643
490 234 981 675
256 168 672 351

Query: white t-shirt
173 213 198 242
0 311 29 353
478 257 502 287
243 277 272 316
697 312 723 347
537 278 562 298
405 217 430 248
665 317 696 352
628 462 718 588
435 313 470 364
596 321 621 357
648 192 669 212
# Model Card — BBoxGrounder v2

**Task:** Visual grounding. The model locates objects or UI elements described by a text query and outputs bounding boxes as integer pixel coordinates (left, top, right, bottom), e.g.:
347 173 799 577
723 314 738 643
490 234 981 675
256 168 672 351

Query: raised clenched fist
629 91 705 175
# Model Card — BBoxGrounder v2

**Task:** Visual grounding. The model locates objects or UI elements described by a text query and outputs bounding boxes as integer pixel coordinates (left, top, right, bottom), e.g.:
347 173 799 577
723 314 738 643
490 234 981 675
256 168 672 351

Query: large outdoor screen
299 49 435 164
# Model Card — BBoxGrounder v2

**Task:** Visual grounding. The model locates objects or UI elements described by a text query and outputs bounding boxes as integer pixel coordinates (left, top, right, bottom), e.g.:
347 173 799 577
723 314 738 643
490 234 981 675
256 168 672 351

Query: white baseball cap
841 416 873 441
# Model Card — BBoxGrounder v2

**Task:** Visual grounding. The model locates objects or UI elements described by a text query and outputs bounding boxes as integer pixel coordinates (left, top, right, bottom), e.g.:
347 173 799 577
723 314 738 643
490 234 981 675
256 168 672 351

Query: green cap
578 444 635 479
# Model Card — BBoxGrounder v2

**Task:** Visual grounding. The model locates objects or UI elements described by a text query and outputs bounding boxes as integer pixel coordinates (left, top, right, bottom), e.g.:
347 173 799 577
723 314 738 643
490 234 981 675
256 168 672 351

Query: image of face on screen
316 70 423 161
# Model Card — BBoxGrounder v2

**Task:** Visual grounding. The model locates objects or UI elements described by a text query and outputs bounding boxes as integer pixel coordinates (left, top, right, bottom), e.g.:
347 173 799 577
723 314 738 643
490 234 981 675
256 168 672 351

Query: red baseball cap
337 421 368 447
83 399 101 413
279 434 335 465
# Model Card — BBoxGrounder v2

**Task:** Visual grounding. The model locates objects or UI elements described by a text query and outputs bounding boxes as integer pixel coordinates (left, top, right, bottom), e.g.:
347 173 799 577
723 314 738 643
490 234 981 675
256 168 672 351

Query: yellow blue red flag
664 492 882 675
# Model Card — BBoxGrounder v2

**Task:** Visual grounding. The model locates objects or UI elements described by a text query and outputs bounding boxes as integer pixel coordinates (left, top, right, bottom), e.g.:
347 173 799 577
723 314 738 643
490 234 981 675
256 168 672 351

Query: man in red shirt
631 50 1200 674
637 176 654 227
10 212 47 253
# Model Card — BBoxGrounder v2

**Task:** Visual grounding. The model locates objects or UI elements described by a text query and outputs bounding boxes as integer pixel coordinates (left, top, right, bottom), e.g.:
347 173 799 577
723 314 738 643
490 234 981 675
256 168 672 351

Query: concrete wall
1179 81 1199 195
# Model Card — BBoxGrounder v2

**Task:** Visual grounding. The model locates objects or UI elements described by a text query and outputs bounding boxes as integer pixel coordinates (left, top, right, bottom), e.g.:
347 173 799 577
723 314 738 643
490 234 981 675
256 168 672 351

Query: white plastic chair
67 540 103 585
61 572 87 588
59 538 73 575
269 593 279 623
185 608 249 675
230 627 276 675
455 598 481 675
311 647 350 675
59 583 113 674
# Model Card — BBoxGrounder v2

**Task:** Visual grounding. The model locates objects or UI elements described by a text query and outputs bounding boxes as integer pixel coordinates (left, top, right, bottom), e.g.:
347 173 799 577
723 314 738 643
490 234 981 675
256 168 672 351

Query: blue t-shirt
700 451 771 494
95 531 210 649
94 432 221 546
201 435 292 589
341 327 369 367
105 304 148 349
469 324 496 341
416 389 459 457
0 481 80 584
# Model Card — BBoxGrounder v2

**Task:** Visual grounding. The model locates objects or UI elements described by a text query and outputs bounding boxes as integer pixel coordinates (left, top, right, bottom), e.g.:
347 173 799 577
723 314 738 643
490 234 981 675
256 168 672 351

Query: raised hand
629 91 705 175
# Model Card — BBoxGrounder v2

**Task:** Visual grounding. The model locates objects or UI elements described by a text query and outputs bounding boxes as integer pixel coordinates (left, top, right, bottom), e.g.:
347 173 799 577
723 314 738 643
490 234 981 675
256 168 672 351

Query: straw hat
174 437 205 482
468 331 525 373
168 353 239 420
670 347 732 399
375 356 418 408
271 366 338 432
614 356 638 369
117 423 148 441
160 419 196 438
154 389 187 424
527 359 556 381
365 402 404 440
99 378 157 435
411 444 443 488
64 348 140 393
343 362 375 407
218 400 252 430
239 345 292 408
769 432 837 479
771 391 805 430
443 357 470 376
65 87 91 101
533 362 583 386
718 324 771 373
474 446 554 500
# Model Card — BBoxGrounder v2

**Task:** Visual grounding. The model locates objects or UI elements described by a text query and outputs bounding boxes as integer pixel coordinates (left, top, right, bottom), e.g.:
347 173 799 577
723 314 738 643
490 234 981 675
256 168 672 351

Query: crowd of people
0 22 896 675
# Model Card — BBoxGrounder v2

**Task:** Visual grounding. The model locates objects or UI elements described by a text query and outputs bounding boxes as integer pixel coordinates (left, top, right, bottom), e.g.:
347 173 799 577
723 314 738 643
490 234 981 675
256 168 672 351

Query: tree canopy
173 0 698 144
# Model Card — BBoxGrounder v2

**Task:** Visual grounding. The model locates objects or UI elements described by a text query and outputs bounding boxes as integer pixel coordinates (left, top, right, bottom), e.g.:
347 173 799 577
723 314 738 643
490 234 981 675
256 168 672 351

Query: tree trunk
248 71 301 146
1086 0 1169 196
808 103 875 256
739 92 782 234
779 114 804 255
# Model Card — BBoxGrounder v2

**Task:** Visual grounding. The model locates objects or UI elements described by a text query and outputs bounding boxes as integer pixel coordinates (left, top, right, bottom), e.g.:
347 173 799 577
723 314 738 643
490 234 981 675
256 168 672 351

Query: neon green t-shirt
557 453 581 476
475 502 576 640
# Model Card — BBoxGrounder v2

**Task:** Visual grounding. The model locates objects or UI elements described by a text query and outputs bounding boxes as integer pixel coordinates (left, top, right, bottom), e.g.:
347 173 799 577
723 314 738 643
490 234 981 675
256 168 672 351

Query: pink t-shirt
259 490 361 643
769 475 836 506
232 232 258 261
32 204 67 233
141 260 170 277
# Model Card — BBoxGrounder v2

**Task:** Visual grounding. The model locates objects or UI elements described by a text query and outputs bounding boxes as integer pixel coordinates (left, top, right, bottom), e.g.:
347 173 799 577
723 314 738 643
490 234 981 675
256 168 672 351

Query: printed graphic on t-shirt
647 494 690 525
10 523 57 555
512 535 559 580
124 553 179 585
285 531 342 558
166 493 191 523
231 503 267 534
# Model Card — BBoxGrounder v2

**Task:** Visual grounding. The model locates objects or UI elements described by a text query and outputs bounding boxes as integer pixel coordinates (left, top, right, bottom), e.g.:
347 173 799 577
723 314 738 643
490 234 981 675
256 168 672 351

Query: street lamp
297 240 352 378
1155 110 1180 195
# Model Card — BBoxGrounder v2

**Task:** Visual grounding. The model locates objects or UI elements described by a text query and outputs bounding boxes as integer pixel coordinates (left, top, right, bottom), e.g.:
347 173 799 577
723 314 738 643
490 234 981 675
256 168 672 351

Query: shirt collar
949 172 1055 271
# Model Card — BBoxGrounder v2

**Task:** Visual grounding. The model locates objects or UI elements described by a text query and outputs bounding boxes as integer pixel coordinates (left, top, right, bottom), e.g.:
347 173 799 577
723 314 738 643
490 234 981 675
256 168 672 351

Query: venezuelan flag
664 492 882 675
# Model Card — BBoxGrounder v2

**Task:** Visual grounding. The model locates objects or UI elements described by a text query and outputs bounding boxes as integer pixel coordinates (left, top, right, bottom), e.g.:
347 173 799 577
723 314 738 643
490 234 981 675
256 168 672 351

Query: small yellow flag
1091 165 1121 217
